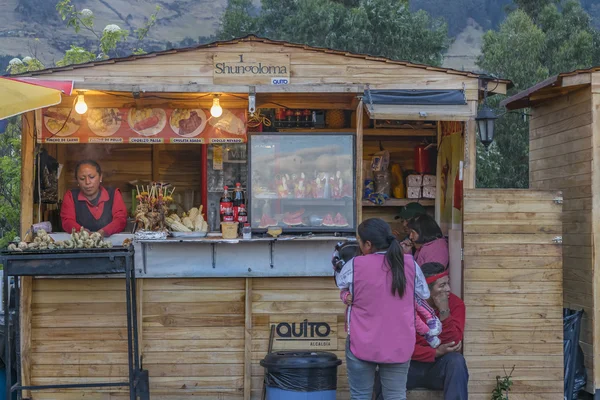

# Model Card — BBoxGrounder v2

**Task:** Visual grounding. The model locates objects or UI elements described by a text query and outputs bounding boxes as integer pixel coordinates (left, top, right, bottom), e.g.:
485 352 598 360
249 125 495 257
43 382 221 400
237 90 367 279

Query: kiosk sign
269 315 337 350
213 53 291 85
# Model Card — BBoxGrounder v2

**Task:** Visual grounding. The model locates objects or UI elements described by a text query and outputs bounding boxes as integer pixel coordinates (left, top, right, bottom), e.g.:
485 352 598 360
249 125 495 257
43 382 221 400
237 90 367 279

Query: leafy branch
55 0 160 62
491 365 515 400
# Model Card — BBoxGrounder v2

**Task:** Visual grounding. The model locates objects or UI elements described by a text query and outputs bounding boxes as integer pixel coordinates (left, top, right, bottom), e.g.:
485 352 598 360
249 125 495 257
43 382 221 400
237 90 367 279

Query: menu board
38 107 247 144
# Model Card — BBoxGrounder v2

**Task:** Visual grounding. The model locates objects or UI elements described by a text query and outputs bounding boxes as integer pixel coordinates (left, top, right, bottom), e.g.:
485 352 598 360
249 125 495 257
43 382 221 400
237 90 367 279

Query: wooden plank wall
28 277 346 400
463 189 563 400
528 86 595 390
591 72 600 392
31 279 129 397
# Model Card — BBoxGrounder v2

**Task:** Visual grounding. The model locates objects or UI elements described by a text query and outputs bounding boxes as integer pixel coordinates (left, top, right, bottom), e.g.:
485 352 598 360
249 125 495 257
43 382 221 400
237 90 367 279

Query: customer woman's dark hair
357 218 406 297
407 214 443 244
74 160 102 180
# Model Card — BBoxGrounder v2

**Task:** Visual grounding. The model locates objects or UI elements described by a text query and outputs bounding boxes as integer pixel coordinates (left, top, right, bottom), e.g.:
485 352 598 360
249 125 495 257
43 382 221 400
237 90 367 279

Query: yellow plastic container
221 222 239 239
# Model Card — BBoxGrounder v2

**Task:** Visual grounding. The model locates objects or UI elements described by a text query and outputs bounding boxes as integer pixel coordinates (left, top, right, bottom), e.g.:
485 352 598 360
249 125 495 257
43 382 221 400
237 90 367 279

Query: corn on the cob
188 207 199 221
166 217 192 232
182 217 194 230
193 215 204 231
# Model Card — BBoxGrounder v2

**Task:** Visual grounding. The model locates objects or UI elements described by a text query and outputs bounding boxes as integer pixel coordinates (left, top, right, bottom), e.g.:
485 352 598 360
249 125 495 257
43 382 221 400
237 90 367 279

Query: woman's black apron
71 187 115 232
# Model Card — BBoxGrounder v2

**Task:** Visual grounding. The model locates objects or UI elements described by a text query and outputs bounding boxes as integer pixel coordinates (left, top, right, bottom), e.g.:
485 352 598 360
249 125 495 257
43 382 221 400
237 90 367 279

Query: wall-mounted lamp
210 94 223 118
476 80 498 149
74 91 88 115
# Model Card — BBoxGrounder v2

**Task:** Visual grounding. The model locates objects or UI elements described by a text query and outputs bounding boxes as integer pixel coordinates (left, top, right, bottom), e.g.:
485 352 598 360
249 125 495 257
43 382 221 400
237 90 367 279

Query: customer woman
406 213 449 269
60 160 127 236
335 218 417 400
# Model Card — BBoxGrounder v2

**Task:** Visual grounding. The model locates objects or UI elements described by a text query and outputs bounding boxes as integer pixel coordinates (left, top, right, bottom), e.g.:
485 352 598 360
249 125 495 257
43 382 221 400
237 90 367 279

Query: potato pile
165 205 208 233
6 227 113 252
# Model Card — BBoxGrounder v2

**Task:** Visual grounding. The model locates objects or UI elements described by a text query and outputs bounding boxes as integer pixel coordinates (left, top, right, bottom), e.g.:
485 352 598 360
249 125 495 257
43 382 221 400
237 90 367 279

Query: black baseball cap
394 202 427 220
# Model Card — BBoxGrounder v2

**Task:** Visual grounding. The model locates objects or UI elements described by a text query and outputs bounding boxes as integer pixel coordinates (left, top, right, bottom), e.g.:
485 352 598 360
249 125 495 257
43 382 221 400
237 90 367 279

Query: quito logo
275 319 331 342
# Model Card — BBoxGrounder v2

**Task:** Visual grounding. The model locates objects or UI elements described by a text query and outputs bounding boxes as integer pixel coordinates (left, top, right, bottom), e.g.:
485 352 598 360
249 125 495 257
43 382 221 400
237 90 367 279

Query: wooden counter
30 276 347 400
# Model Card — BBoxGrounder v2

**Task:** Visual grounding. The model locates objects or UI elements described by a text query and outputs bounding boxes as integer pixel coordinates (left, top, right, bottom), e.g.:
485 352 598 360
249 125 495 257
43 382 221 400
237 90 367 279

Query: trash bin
564 308 586 400
260 351 342 400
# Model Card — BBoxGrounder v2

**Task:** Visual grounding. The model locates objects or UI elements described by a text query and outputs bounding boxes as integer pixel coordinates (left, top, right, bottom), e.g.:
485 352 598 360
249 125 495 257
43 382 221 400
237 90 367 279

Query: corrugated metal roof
18 35 510 85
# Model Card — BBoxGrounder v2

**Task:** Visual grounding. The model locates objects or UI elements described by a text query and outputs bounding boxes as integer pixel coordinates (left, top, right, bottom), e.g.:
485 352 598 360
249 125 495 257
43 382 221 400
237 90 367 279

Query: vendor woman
60 160 127 236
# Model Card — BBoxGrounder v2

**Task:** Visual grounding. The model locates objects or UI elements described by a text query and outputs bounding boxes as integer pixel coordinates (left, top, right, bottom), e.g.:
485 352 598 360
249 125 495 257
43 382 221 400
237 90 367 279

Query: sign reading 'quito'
213 53 291 85
269 315 338 350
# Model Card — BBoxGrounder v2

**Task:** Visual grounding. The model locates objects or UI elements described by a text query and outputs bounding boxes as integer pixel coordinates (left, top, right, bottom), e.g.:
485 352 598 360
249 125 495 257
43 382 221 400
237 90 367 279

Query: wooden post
244 278 253 400
356 99 364 223
462 101 478 189
57 145 67 201
590 73 600 391
152 145 160 182
20 111 36 398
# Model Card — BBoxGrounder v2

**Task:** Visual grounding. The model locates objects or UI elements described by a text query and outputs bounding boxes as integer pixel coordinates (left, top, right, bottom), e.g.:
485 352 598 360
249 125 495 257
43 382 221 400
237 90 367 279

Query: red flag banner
38 106 247 144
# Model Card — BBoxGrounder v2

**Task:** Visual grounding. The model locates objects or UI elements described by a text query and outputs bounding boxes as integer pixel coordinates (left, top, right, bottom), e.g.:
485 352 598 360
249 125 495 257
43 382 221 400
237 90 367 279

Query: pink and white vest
349 253 416 363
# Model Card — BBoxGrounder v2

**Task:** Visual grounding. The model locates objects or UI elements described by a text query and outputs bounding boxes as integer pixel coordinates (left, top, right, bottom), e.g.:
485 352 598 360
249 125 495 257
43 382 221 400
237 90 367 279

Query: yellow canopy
0 77 71 120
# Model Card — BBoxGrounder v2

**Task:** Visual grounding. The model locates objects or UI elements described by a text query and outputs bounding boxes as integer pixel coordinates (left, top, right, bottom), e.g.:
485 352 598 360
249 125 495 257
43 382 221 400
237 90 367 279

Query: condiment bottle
242 223 252 240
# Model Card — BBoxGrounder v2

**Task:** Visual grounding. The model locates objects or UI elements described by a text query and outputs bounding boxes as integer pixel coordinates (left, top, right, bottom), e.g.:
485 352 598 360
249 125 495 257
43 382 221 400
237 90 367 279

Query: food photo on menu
128 107 167 136
43 107 82 137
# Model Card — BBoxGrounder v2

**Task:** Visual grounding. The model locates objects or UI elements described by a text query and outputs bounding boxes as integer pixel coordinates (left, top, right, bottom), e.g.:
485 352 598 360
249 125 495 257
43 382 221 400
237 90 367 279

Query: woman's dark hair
74 160 102 180
357 218 406 298
407 214 443 244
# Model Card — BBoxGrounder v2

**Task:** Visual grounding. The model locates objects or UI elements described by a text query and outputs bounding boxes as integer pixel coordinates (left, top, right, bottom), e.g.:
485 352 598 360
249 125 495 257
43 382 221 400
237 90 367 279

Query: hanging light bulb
210 95 223 118
75 92 88 114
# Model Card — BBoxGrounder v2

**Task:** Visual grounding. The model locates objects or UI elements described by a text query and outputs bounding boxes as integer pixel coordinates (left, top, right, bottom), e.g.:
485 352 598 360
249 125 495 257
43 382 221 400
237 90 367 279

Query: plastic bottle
242 223 252 240
220 186 233 223
233 182 245 221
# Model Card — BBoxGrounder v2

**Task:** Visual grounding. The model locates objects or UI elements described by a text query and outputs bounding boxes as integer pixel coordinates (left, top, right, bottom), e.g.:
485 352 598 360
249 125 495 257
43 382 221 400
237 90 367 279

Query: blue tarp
364 89 466 106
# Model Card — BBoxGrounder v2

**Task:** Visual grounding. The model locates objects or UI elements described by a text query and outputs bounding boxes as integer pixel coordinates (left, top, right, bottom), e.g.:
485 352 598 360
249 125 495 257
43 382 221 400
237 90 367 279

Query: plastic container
260 351 342 400
414 145 432 174
220 222 239 239
242 223 252 240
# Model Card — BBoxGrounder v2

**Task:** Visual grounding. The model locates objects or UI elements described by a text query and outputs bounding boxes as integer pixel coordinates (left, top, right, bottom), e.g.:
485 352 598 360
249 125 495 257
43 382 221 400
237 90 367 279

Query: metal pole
4 266 10 400
130 257 140 372
125 260 135 400
14 277 20 400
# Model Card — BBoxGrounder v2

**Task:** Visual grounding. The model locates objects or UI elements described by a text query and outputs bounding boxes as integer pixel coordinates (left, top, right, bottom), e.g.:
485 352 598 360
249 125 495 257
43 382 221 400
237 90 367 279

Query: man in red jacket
374 262 468 400
407 262 468 399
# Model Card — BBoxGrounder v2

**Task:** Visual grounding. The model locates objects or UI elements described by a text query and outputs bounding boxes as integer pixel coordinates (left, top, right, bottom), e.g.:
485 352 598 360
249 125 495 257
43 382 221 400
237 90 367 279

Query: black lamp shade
476 105 498 148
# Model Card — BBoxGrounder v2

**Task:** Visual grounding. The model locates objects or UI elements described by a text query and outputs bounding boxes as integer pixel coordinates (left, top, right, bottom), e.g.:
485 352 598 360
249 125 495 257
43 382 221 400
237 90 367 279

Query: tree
0 119 22 247
476 1 600 188
511 0 555 21
218 0 450 66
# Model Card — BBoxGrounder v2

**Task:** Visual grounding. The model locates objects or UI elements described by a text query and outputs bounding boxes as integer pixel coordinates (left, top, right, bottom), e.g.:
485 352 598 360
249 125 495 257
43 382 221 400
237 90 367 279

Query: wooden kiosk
504 69 600 397
13 36 564 399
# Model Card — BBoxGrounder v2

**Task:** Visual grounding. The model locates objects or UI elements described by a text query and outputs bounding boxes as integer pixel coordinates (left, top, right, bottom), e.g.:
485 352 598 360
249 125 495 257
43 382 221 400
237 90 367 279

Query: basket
221 222 239 239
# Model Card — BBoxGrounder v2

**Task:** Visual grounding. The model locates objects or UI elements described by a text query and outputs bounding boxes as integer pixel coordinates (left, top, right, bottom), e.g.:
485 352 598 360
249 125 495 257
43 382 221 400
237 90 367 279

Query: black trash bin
564 308 586 400
260 351 342 400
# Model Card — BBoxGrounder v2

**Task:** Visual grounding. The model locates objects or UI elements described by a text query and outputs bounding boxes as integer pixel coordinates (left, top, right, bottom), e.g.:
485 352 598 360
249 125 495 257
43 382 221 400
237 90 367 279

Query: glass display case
248 132 356 233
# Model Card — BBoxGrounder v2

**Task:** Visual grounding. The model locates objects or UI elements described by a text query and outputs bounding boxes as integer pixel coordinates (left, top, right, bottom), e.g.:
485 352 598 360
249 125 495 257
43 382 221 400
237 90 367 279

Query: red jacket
412 293 465 362
60 187 128 236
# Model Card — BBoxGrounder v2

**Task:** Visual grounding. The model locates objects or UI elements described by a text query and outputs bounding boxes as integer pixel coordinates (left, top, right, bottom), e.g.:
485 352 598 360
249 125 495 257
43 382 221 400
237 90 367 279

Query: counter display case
248 132 356 233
